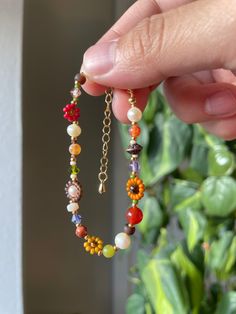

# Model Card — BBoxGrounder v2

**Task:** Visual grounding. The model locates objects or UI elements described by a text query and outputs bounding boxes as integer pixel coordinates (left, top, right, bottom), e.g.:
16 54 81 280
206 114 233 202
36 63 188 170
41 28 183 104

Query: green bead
132 200 138 205
71 165 80 175
130 174 135 179
103 245 115 258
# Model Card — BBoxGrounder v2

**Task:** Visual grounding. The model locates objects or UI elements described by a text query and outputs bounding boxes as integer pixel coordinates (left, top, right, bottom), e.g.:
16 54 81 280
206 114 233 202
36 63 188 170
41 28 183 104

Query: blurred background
1 1 236 314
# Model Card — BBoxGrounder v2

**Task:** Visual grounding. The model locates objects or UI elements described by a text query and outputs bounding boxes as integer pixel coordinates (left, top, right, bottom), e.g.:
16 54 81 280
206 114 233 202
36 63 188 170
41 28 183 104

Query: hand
81 0 236 140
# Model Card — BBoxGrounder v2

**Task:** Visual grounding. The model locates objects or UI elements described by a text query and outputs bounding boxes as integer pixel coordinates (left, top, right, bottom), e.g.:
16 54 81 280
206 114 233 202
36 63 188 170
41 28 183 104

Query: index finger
82 0 194 96
98 0 195 43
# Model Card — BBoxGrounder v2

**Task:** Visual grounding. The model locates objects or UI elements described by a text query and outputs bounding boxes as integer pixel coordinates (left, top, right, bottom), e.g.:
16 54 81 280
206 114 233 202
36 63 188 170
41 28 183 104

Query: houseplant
120 89 236 314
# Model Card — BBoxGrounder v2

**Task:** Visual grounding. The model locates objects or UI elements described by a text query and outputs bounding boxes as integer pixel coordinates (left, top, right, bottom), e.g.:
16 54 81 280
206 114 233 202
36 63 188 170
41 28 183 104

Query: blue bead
71 214 82 225
129 160 141 173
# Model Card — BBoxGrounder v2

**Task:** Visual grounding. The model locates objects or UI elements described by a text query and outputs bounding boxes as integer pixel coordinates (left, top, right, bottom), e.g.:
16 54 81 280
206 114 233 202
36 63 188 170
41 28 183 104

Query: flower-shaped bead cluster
63 103 80 122
84 235 103 255
126 177 145 201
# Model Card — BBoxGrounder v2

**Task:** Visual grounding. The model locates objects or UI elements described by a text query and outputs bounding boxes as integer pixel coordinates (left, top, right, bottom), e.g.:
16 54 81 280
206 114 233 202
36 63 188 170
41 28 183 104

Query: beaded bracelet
63 73 145 258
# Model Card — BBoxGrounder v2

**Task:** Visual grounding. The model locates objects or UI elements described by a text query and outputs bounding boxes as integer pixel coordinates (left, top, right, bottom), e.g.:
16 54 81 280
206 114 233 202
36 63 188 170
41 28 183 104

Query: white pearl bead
70 161 76 166
70 174 77 180
68 185 78 197
127 107 142 122
67 202 79 212
115 232 131 250
130 139 136 145
67 124 81 137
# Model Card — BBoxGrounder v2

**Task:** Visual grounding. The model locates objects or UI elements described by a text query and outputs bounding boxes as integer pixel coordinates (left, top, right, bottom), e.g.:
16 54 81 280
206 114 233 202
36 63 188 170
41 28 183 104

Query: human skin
81 0 236 140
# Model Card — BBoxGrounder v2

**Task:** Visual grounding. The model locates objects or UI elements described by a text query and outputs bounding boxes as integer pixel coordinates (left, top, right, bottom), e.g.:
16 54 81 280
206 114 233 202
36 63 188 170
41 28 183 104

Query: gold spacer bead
84 235 89 241
98 250 103 256
113 246 118 252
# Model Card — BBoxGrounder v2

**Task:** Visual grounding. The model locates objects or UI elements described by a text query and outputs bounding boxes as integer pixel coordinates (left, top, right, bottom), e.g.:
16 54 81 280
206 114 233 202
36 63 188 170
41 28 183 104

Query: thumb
82 0 236 89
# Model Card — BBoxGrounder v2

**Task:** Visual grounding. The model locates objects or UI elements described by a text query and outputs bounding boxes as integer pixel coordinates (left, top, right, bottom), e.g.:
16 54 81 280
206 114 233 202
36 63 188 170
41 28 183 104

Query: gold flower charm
126 177 145 201
84 235 103 255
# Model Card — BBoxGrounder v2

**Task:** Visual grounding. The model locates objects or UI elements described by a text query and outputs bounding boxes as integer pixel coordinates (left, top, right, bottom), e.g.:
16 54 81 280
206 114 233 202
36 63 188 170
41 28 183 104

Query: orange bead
129 124 141 138
69 143 81 155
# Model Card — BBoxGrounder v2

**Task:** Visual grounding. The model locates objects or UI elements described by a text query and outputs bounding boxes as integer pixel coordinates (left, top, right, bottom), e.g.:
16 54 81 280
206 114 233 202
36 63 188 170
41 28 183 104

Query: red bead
75 225 87 238
126 206 143 225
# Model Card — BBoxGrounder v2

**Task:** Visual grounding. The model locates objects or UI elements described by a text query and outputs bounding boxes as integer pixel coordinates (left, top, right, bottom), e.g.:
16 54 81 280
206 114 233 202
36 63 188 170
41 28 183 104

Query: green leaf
145 302 154 314
170 180 201 212
136 249 150 274
215 292 236 314
142 254 190 314
201 176 236 217
139 148 154 187
208 146 235 176
190 125 209 176
171 245 203 313
180 167 204 184
138 196 163 236
143 90 158 124
142 115 192 186
206 231 235 278
224 236 236 273
126 294 145 314
179 208 207 251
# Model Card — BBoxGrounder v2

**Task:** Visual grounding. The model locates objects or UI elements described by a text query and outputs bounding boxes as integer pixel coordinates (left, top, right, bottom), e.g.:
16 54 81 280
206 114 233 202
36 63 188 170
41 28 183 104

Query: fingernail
205 90 236 116
82 41 116 76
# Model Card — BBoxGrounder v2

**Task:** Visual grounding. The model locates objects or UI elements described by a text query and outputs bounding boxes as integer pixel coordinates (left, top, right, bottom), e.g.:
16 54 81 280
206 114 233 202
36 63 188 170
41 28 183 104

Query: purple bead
71 214 82 225
129 160 141 173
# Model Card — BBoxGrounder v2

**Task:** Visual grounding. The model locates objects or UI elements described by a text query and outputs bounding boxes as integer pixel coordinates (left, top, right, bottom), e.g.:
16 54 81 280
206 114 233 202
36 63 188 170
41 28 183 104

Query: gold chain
98 89 113 194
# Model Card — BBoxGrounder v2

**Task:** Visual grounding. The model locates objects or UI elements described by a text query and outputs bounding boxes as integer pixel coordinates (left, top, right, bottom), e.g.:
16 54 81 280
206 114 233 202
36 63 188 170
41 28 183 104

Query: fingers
201 117 236 141
164 75 236 124
82 0 236 89
82 0 195 96
98 0 194 43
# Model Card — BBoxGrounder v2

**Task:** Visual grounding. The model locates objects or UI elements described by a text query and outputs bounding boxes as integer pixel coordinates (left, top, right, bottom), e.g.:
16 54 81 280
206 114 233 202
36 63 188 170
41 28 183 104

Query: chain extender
98 89 113 194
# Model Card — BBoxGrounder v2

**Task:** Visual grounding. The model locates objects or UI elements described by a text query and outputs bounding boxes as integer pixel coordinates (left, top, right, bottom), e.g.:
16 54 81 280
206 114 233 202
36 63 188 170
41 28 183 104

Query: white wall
0 0 23 313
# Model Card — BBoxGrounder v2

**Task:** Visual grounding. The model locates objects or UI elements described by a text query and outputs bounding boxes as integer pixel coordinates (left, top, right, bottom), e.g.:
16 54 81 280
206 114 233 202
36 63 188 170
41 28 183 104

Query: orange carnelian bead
69 143 81 155
129 124 141 138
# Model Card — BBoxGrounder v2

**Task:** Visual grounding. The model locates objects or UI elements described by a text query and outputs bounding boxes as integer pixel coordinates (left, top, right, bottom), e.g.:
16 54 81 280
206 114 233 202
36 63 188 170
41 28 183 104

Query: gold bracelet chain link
98 89 113 194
